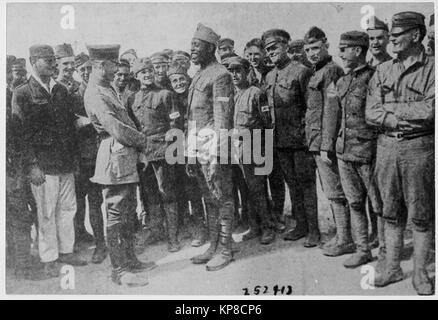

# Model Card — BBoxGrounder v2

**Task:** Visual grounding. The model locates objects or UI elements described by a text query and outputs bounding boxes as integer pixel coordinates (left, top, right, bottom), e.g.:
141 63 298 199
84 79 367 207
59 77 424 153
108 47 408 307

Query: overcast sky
6 1 434 64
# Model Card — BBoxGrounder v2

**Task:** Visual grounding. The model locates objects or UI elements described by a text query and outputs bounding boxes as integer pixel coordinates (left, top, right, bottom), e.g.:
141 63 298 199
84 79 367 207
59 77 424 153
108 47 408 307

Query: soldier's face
339 46 360 69
228 66 247 88
153 63 169 82
390 28 419 54
368 29 389 56
57 57 76 80
113 66 130 89
304 41 328 65
191 38 211 65
169 73 189 94
218 45 234 59
136 67 155 87
245 45 264 68
265 42 288 65
102 60 118 82
33 55 56 77
79 65 92 83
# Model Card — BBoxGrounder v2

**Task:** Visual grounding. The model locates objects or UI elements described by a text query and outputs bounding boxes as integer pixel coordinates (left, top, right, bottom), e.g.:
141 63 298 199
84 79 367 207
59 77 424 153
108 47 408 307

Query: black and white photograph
2 0 436 298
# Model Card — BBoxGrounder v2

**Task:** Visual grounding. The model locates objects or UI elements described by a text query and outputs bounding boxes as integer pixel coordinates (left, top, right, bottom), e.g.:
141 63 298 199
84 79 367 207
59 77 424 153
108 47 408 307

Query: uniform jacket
265 57 312 149
333 64 376 163
367 51 392 68
174 90 189 133
128 84 179 161
366 48 434 135
84 75 147 185
247 64 272 89
305 56 344 152
12 76 78 175
187 60 234 158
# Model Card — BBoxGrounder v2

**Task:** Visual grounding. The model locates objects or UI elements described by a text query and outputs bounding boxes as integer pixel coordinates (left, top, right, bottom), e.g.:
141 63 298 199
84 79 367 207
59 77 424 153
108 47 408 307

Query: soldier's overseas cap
339 31 369 48
167 61 188 77
132 57 153 75
172 50 190 60
12 58 26 71
261 29 290 48
87 44 120 62
225 56 250 70
75 52 91 68
29 44 54 58
217 38 234 48
55 43 74 59
366 16 389 31
151 52 170 64
193 23 220 45
304 26 327 44
390 11 425 34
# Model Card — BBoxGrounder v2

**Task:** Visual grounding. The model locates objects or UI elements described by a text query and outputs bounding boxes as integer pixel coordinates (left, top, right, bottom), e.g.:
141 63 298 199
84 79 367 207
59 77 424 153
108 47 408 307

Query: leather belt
384 130 433 141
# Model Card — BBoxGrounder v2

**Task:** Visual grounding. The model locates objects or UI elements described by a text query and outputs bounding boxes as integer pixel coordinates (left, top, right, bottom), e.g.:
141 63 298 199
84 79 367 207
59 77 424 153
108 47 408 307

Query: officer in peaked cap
367 11 434 295
188 23 235 271
217 38 235 62
366 16 392 67
150 51 172 90
84 44 152 287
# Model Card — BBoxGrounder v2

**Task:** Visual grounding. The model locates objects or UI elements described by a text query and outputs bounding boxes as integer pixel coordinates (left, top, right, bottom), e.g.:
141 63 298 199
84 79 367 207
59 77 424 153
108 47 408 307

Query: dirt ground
5 179 435 296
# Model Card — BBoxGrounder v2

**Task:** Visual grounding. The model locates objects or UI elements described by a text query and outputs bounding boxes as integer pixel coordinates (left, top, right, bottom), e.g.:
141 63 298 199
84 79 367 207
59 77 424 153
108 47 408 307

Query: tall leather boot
375 216 386 273
89 198 107 264
304 204 320 248
163 202 180 252
374 222 404 287
206 209 234 271
242 212 261 241
412 229 434 295
191 203 219 264
190 199 207 247
323 200 355 256
343 204 372 268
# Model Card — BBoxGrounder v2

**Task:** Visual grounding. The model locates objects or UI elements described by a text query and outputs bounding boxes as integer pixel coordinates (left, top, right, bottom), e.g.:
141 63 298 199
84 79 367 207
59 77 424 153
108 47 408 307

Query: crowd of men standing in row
6 10 435 294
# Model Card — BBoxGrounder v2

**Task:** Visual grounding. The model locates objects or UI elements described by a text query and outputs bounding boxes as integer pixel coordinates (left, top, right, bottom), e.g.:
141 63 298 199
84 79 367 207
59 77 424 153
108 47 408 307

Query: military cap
220 52 238 66
217 38 235 48
339 31 369 48
193 23 221 45
261 29 290 48
87 44 120 61
304 26 327 44
54 43 74 59
390 11 425 34
150 52 170 64
120 49 137 59
366 16 389 31
167 61 188 77
12 58 26 71
225 56 251 70
118 59 131 68
7 55 16 72
172 50 190 60
289 39 305 50
245 38 264 50
75 52 90 68
162 49 174 58
29 44 54 58
132 57 153 75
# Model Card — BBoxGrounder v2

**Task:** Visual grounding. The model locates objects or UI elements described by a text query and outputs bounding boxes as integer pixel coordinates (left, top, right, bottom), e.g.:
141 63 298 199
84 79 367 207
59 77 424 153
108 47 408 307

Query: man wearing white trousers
12 44 87 279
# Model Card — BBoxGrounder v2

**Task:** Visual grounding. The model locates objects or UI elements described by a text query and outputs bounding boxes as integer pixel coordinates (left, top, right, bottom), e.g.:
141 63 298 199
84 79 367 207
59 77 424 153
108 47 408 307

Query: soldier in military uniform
302 26 349 253
120 48 141 92
366 16 392 68
226 56 276 244
288 39 312 68
217 38 235 62
244 38 273 88
73 52 107 263
366 12 435 295
167 61 207 247
262 29 320 247
328 31 377 268
10 57 27 89
151 52 173 90
84 45 155 287
112 59 133 106
13 45 87 278
129 57 181 252
187 23 235 271
172 50 192 72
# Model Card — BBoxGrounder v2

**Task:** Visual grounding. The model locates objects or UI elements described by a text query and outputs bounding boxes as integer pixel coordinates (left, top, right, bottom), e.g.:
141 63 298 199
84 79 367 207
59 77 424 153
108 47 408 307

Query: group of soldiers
6 10 435 294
